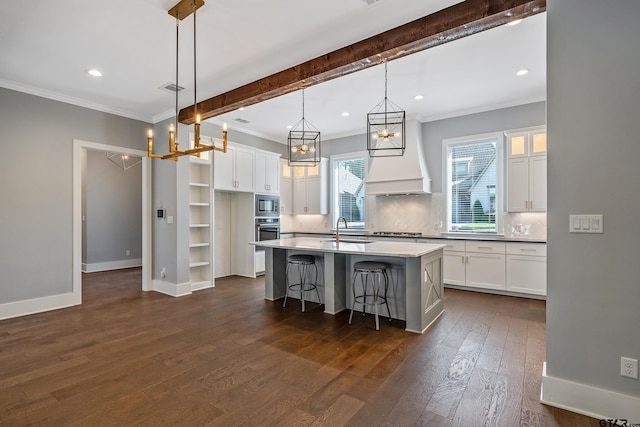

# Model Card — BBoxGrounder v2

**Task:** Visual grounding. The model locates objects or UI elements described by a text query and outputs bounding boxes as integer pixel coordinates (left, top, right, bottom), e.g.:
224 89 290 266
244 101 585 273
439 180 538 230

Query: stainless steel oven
255 218 280 243
255 194 280 217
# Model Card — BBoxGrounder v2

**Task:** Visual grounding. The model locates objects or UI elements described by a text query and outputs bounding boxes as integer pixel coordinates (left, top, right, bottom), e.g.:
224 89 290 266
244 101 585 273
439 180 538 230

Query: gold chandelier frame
148 0 227 161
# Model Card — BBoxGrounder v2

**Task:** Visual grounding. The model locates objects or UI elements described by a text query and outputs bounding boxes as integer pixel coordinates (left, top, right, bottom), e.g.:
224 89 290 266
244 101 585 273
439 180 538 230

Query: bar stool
283 254 321 312
349 261 391 330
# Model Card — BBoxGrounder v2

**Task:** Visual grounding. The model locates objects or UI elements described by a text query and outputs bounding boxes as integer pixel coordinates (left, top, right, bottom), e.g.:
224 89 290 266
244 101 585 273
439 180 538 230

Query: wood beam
179 0 546 124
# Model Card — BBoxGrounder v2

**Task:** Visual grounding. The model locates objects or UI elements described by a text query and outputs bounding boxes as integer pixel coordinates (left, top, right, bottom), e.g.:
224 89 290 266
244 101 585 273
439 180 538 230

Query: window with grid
332 153 367 229
445 134 502 233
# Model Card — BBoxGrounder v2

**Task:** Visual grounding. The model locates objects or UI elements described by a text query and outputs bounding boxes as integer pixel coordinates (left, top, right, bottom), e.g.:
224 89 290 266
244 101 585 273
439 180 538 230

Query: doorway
72 139 152 305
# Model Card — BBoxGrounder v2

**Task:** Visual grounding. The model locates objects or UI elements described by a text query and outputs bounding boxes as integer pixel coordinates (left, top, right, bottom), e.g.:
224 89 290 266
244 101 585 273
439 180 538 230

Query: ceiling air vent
160 82 185 93
234 118 250 124
361 0 383 5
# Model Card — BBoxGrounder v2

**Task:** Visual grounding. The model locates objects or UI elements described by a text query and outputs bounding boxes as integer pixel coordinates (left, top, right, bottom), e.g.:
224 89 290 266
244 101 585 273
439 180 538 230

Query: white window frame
330 151 368 229
442 132 504 235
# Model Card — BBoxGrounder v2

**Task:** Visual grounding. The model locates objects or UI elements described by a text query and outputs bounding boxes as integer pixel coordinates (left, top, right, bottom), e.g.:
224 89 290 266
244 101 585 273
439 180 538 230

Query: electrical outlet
161 268 166 279
125 249 130 256
621 357 638 379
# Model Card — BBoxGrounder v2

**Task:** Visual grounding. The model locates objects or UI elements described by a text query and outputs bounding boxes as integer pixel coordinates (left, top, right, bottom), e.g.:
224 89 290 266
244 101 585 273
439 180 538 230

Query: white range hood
365 120 431 195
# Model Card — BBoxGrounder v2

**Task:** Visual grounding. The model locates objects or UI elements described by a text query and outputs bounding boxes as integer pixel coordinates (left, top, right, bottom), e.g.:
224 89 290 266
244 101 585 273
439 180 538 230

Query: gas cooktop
371 231 423 237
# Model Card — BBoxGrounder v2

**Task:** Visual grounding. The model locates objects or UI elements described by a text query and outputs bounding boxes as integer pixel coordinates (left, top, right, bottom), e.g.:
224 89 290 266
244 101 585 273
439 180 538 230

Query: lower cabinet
427 239 546 296
506 242 547 295
465 242 506 291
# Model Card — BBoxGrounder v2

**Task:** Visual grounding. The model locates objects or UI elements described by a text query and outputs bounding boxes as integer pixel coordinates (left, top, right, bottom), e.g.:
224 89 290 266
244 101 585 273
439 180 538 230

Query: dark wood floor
0 268 599 426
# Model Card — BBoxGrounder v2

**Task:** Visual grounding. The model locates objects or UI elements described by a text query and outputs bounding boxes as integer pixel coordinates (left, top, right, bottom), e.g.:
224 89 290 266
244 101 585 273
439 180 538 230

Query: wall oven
255 194 280 217
255 218 280 244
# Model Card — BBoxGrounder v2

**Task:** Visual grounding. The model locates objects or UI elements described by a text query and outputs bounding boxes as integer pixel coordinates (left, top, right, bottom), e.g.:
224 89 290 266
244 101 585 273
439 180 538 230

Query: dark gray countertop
280 230 546 243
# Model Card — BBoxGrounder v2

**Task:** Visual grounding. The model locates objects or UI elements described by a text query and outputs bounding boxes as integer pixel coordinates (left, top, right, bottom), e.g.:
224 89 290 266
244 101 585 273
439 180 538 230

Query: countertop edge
250 238 446 258
279 231 546 244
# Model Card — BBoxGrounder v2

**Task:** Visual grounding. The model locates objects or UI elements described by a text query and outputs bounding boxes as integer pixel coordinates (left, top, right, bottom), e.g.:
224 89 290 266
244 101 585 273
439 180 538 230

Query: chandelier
148 0 227 161
288 89 321 166
106 152 142 171
367 60 405 157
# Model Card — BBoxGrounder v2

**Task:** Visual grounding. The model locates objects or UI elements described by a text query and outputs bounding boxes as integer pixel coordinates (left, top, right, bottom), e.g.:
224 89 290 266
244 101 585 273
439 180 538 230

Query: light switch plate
570 215 603 233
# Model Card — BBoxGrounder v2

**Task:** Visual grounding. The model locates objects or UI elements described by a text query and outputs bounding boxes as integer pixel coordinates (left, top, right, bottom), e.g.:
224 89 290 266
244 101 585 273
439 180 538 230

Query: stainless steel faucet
335 216 348 243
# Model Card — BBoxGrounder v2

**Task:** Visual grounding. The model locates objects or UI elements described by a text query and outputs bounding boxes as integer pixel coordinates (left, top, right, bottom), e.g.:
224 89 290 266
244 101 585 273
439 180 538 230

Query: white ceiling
0 0 545 142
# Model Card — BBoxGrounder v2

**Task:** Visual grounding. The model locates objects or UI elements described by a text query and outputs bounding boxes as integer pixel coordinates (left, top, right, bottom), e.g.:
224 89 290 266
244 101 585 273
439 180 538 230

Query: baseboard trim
82 259 142 273
541 362 640 422
152 279 192 297
191 280 213 292
0 292 80 320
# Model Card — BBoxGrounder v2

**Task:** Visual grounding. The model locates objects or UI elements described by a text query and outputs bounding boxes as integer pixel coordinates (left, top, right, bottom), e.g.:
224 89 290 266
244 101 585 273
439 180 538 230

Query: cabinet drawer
430 239 465 252
506 242 546 256
465 241 505 253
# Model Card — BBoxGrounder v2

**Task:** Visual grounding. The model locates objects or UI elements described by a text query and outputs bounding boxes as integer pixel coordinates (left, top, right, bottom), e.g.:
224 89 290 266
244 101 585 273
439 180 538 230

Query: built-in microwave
255 194 280 217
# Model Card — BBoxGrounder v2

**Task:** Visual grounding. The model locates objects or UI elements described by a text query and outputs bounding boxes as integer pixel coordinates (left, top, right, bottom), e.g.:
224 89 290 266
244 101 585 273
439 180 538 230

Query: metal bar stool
283 254 320 312
349 260 392 330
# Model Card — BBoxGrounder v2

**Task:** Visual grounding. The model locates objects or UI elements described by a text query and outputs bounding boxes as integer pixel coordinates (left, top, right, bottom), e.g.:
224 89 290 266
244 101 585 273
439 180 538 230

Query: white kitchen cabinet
189 157 212 290
437 240 466 286
506 126 547 212
280 160 293 214
506 242 547 295
466 256 505 291
214 143 254 192
255 151 280 195
427 239 506 291
506 127 547 158
292 158 328 215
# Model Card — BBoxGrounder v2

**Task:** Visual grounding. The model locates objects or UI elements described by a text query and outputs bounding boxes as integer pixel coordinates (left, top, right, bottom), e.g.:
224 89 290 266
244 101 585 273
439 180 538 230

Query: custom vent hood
365 120 431 195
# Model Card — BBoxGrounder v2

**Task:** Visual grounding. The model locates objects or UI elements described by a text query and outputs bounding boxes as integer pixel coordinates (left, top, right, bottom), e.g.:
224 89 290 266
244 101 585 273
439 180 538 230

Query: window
331 153 367 229
444 133 503 233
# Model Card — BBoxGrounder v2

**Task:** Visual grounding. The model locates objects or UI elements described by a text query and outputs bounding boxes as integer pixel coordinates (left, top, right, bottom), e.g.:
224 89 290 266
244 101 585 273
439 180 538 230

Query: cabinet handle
461 256 465 264
478 246 493 250
520 248 537 252
466 256 469 264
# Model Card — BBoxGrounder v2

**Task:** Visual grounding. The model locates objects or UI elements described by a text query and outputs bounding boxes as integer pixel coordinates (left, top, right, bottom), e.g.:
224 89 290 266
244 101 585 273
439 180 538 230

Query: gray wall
84 150 142 265
422 102 546 192
0 87 148 304
547 0 640 397
323 102 546 195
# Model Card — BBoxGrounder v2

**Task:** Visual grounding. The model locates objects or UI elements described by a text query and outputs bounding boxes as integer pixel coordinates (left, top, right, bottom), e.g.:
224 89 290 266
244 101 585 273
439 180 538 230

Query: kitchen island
251 237 445 334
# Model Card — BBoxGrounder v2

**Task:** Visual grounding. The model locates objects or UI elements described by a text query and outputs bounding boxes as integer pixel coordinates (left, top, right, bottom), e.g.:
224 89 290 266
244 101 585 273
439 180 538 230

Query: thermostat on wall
157 208 166 219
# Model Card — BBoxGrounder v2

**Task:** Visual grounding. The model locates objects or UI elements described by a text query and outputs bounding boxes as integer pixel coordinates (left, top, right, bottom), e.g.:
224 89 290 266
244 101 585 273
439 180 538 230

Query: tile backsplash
282 193 547 241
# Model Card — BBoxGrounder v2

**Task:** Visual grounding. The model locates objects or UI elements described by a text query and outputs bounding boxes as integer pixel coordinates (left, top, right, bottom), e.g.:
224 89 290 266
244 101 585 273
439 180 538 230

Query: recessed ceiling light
238 107 245 111
516 69 529 76
341 112 350 117
507 19 522 26
286 125 293 129
86 69 102 77
414 94 424 100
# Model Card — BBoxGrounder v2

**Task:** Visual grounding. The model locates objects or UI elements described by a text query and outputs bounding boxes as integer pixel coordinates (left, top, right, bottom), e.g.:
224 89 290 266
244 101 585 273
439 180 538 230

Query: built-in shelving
189 157 213 290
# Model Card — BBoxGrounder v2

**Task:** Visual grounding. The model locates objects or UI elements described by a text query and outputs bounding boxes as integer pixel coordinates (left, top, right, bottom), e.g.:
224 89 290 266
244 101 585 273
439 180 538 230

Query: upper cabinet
285 158 328 215
280 160 293 215
255 151 281 195
506 126 547 212
214 143 255 192
507 127 547 158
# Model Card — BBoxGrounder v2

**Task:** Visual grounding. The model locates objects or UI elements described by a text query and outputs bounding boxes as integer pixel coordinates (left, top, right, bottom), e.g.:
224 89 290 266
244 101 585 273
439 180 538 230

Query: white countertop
251 237 445 258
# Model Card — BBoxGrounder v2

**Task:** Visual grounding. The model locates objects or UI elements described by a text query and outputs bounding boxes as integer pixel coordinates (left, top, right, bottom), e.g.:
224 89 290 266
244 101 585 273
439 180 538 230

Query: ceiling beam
179 0 546 125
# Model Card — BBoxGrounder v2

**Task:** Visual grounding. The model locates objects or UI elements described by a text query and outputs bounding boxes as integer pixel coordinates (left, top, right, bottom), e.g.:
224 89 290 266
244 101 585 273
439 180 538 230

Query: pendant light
288 88 321 166
367 60 405 157
147 0 227 161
